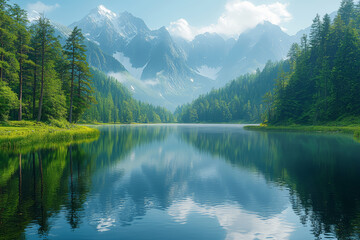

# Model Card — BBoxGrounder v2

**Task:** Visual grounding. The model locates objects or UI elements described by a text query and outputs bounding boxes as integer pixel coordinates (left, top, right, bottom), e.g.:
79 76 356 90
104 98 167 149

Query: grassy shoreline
0 121 100 151
244 124 360 139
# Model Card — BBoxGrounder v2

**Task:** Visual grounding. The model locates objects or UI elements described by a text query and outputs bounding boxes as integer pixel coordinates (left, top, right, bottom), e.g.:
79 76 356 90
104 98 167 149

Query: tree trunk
0 41 3 81
78 73 81 98
69 48 75 123
37 38 45 122
18 57 23 121
33 61 37 119
325 77 328 112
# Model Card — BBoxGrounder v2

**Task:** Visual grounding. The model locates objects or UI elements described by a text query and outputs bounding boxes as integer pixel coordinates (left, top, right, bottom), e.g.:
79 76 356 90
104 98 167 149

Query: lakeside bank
244 125 360 140
0 121 100 151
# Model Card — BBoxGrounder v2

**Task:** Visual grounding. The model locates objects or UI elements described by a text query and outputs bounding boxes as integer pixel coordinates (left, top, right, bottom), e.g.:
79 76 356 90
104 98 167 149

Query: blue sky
11 0 342 37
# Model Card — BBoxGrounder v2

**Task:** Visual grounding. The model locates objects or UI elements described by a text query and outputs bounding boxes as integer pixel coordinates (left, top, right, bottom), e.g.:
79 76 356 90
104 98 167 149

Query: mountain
188 33 227 68
70 5 214 109
30 15 127 74
67 5 319 110
70 6 151 54
184 32 235 80
50 20 172 108
216 21 293 83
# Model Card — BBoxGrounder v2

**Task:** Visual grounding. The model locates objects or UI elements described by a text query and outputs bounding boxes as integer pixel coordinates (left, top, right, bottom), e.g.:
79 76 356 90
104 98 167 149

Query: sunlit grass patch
0 121 99 152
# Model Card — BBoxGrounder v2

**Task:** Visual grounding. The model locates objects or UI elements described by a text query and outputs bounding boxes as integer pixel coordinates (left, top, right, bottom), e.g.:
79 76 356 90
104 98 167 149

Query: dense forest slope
269 0 360 124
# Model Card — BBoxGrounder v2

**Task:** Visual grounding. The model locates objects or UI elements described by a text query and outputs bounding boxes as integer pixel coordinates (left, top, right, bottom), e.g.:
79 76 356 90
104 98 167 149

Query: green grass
0 120 100 152
244 124 360 141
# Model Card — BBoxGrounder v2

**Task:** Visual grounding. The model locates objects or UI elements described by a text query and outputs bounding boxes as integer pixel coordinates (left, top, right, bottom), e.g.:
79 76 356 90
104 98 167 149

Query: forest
0 0 173 124
177 0 360 125
269 0 360 124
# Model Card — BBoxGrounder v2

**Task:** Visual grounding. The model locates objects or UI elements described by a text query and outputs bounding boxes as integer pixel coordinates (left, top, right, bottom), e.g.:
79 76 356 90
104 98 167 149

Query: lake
1 124 360 240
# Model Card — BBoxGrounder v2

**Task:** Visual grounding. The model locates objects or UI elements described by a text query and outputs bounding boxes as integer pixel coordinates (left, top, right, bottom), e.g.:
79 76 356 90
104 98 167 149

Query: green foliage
0 0 19 83
268 0 360 125
64 27 94 123
176 61 290 123
0 81 18 120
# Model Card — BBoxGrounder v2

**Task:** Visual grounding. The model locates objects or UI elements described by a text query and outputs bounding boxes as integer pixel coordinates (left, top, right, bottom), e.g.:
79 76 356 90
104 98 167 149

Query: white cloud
27 1 60 21
167 0 292 41
168 18 196 41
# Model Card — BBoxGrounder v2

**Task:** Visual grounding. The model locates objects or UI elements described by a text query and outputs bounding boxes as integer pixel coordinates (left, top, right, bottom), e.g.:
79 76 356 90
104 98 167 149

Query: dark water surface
1 124 360 240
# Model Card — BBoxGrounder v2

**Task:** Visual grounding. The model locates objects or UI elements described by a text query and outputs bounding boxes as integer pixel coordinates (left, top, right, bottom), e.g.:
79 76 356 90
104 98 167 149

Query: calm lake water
1 124 360 240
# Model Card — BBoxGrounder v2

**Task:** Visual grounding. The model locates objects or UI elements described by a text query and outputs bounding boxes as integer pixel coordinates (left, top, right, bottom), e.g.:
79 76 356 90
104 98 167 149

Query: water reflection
179 125 360 239
84 133 291 239
1 125 360 239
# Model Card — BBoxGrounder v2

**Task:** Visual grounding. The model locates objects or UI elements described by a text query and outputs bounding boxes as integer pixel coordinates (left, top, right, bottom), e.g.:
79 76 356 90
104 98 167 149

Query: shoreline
244 125 360 139
0 121 100 152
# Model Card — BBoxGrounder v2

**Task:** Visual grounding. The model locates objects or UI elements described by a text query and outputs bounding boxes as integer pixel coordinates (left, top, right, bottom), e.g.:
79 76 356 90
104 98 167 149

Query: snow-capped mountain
71 6 151 54
67 5 309 109
70 5 214 109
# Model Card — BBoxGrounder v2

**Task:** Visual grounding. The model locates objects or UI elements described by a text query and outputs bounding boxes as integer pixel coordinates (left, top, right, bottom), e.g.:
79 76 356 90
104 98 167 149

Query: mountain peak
93 5 117 19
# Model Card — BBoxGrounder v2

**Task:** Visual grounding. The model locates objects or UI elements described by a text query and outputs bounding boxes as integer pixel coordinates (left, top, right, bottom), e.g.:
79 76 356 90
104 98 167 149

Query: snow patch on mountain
113 52 146 80
196 66 222 80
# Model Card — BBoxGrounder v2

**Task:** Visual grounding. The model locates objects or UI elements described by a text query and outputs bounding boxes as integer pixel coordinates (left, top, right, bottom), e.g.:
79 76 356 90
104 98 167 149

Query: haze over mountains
43 5 325 110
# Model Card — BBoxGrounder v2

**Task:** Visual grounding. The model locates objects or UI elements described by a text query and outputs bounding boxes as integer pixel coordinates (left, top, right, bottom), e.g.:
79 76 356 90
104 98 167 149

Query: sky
10 0 342 39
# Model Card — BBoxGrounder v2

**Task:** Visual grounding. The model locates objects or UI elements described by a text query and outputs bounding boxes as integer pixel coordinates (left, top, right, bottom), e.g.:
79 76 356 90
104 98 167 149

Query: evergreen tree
64 27 89 123
0 0 18 83
268 3 360 124
338 0 355 25
9 4 33 121
73 60 95 122
32 16 60 121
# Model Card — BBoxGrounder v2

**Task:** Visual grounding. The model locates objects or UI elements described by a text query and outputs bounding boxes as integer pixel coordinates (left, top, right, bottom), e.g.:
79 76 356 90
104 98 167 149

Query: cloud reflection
168 198 295 240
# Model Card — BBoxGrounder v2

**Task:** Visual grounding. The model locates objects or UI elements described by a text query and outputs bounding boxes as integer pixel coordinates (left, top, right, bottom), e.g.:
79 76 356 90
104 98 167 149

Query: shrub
0 81 18 121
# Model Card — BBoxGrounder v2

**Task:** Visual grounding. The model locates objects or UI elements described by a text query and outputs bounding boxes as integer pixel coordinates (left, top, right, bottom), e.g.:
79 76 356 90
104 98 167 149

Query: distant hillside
175 61 290 123
83 69 175 123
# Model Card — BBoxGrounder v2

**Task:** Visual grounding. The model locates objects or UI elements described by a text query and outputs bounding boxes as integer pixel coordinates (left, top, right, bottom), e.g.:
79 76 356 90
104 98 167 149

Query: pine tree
0 0 18 83
310 14 322 50
64 27 90 123
9 4 33 121
32 16 59 121
338 0 355 25
29 24 41 119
